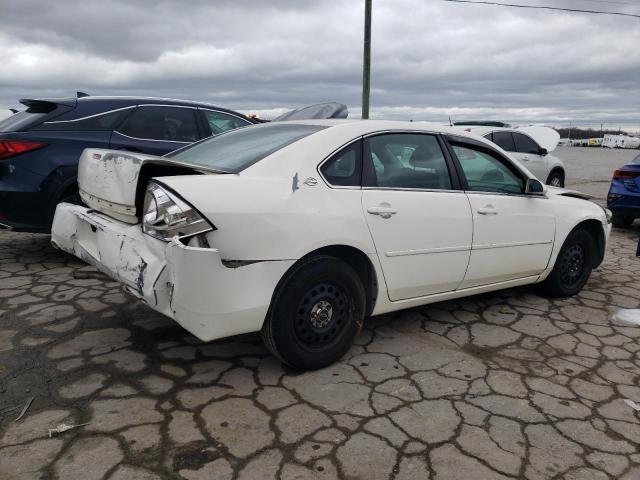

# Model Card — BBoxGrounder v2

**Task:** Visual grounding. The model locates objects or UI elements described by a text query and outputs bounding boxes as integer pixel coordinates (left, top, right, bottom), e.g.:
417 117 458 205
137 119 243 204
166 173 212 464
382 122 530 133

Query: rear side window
168 123 326 173
202 110 250 135
489 131 516 152
365 133 452 190
0 111 45 132
513 132 540 154
118 106 199 142
320 141 362 187
0 101 72 132
33 108 133 131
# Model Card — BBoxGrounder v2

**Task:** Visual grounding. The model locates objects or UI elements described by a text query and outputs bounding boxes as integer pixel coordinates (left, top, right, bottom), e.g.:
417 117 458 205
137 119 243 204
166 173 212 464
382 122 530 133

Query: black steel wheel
558 243 586 289
261 255 365 371
539 228 595 297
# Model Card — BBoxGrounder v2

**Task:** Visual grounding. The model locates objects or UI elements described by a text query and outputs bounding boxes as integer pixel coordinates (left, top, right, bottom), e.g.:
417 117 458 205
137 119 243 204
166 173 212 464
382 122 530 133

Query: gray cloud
0 0 638 126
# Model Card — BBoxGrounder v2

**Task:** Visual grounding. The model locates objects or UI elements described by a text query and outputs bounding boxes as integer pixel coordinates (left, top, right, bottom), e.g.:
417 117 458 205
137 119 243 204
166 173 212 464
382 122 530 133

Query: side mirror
538 147 548 156
525 178 546 195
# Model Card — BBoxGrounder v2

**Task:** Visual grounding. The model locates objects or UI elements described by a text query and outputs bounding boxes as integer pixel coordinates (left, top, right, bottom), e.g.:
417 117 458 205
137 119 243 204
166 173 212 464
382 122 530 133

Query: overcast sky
1 0 639 127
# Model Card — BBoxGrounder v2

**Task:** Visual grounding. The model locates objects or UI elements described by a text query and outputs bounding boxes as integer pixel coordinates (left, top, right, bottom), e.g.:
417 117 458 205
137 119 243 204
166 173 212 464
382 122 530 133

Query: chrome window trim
111 130 192 144
362 186 464 194
198 108 252 124
44 106 135 124
464 190 548 199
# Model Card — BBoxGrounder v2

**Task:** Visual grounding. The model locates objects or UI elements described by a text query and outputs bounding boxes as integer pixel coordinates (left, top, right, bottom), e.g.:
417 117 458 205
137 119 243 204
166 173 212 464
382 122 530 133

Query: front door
448 139 555 289
361 133 473 301
512 131 548 181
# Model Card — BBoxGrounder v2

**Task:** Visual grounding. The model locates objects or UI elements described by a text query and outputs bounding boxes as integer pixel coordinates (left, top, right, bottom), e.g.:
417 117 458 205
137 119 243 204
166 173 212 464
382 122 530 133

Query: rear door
359 132 472 301
447 137 555 289
110 105 201 155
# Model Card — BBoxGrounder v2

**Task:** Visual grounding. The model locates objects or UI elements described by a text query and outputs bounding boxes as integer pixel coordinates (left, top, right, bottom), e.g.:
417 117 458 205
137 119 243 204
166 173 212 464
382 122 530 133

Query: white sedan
52 120 611 370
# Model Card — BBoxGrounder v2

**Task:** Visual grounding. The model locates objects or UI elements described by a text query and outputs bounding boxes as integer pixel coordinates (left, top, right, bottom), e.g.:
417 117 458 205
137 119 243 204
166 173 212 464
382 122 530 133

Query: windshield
167 123 326 173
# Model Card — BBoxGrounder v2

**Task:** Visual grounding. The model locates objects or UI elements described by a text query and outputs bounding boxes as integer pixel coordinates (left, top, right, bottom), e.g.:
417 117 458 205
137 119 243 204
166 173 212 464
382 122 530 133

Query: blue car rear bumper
607 180 640 218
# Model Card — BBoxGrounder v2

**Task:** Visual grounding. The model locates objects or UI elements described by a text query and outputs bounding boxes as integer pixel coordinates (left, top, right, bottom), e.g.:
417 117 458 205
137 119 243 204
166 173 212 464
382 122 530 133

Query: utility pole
362 0 372 119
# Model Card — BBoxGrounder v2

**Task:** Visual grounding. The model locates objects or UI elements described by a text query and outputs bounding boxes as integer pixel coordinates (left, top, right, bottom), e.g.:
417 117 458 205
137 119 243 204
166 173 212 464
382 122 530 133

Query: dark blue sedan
0 94 254 232
607 152 640 228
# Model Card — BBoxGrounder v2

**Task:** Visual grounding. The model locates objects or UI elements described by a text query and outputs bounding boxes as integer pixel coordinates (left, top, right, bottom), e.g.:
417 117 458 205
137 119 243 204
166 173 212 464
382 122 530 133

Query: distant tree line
554 127 628 139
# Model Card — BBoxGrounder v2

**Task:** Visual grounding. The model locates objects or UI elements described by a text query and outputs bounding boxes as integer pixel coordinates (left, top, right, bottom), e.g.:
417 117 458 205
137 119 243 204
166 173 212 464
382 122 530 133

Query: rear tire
261 255 365 371
539 228 595 298
611 214 634 228
546 170 564 188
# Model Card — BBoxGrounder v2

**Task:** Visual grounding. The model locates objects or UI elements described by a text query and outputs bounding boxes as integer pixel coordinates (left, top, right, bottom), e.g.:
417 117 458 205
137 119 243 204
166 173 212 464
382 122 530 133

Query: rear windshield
0 111 47 132
167 123 326 173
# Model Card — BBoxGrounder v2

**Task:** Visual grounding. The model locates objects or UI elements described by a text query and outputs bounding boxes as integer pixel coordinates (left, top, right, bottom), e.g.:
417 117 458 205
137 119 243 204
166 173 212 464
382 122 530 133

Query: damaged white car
52 120 611 370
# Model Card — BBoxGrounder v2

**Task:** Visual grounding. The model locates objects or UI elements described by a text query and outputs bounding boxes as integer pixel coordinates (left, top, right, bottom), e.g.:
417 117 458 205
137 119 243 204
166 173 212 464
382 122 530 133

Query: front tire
539 228 595 298
611 214 634 228
261 255 365 371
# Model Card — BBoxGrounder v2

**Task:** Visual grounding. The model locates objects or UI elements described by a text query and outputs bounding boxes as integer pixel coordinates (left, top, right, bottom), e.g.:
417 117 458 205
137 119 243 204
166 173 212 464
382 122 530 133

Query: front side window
364 133 452 190
452 143 524 194
118 106 199 142
320 141 361 186
202 110 251 135
489 131 516 152
168 123 326 173
513 132 541 154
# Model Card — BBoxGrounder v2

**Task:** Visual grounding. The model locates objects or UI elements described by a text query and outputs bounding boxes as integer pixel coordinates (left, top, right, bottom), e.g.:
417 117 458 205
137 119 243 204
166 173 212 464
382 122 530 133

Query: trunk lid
77 148 205 223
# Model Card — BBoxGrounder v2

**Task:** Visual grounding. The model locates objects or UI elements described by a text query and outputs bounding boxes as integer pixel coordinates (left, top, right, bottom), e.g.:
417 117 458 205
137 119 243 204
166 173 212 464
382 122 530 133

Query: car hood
545 185 592 200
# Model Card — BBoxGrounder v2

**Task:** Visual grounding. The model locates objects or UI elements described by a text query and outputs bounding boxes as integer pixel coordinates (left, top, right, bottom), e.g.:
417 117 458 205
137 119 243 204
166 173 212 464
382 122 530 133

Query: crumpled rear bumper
51 203 295 341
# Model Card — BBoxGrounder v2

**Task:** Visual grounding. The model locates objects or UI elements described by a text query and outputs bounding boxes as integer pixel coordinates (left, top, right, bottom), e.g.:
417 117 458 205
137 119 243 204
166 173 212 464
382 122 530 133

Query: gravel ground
1 149 640 480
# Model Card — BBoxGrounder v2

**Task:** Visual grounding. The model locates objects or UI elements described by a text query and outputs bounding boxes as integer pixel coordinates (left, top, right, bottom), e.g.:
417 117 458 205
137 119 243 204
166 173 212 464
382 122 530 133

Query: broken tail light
142 182 213 241
0 139 46 160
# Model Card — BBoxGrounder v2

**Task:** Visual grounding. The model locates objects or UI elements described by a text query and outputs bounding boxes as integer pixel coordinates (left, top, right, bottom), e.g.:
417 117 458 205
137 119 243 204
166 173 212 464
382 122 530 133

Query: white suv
456 126 566 187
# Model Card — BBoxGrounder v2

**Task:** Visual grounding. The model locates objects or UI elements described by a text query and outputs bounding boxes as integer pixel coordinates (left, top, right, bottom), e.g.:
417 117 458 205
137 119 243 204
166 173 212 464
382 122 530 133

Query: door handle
477 205 498 215
367 203 397 219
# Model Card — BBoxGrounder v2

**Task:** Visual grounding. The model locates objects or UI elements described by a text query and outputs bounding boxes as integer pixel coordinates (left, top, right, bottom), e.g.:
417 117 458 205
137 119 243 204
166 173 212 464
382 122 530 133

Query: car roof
277 119 477 138
26 96 249 122
453 125 515 136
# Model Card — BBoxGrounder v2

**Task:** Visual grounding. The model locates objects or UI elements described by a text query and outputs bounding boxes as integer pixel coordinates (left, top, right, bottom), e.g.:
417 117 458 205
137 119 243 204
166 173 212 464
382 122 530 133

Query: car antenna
77 91 90 98
449 115 453 126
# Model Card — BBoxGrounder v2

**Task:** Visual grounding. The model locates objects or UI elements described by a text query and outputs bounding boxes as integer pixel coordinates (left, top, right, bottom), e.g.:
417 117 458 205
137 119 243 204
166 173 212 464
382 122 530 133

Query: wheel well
59 182 79 201
298 245 378 316
47 181 79 225
573 219 606 268
548 167 565 181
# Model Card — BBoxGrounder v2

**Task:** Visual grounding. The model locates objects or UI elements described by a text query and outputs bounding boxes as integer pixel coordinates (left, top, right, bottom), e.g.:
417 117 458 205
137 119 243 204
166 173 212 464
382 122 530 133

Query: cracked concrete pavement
1 150 640 479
